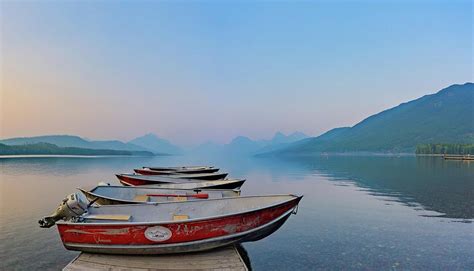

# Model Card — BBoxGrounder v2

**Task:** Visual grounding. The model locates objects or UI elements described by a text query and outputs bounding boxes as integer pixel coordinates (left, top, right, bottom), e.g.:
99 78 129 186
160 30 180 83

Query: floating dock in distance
443 154 474 160
63 245 249 271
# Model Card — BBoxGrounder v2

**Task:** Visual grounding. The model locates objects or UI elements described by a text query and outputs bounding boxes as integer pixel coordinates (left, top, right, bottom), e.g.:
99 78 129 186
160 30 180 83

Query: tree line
0 142 154 156
415 144 474 155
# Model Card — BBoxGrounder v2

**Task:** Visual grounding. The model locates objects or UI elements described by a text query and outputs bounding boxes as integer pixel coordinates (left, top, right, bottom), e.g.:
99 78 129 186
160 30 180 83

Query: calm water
0 155 473 270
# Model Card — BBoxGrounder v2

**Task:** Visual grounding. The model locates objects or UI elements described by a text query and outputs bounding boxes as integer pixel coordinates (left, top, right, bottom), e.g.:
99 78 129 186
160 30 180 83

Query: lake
0 155 473 270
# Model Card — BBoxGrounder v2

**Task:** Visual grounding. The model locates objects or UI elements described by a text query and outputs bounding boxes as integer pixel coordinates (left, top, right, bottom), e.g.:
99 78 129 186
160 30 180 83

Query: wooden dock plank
63 246 248 271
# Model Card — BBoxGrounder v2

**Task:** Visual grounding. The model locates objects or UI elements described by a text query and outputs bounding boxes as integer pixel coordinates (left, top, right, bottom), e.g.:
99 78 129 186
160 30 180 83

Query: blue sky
2 0 472 145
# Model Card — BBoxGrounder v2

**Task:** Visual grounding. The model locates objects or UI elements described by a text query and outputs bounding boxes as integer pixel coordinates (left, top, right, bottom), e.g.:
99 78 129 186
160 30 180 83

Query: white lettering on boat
144 226 172 242
64 228 130 235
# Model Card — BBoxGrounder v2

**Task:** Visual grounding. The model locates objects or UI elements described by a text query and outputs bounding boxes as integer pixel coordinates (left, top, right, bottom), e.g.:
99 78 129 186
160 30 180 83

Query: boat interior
138 180 242 190
81 195 298 223
151 172 228 178
88 186 240 201
146 166 214 171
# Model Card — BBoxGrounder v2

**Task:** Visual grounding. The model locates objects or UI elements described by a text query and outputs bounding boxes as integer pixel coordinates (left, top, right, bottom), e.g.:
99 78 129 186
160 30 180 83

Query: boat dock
63 245 249 271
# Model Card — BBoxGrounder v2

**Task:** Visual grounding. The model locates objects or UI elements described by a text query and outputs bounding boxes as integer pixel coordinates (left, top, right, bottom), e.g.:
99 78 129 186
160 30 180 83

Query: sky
1 0 472 146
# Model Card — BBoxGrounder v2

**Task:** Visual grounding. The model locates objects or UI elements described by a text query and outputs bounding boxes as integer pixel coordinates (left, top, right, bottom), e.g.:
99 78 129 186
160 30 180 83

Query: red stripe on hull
57 198 300 246
116 175 149 186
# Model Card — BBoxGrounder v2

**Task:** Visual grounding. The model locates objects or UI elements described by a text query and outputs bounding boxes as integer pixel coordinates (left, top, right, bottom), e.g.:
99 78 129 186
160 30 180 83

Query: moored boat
143 166 219 174
54 195 302 254
123 172 229 182
144 166 212 171
136 167 220 175
119 178 246 190
117 174 179 185
79 185 240 205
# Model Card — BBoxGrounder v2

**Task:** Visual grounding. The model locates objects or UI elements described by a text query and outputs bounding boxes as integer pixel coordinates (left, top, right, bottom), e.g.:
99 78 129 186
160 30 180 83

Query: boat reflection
236 244 253 271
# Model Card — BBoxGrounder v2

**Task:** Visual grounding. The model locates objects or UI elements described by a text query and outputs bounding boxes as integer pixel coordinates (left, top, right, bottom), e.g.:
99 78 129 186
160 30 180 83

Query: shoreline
0 154 158 159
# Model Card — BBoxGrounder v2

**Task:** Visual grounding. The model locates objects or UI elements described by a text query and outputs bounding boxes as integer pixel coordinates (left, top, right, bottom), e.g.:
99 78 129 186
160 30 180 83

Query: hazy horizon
0 130 311 148
2 1 472 145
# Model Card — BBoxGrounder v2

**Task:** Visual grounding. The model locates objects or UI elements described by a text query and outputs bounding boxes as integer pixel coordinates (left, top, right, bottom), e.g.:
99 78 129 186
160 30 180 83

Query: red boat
55 195 302 254
121 172 228 182
135 167 220 175
115 174 244 189
119 178 246 190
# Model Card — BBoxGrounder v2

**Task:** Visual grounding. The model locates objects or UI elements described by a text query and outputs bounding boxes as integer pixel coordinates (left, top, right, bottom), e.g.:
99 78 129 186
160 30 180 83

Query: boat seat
133 195 149 202
85 215 132 221
173 214 189 221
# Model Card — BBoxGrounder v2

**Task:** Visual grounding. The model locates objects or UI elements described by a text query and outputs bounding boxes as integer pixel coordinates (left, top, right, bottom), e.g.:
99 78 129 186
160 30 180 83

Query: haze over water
1 155 472 270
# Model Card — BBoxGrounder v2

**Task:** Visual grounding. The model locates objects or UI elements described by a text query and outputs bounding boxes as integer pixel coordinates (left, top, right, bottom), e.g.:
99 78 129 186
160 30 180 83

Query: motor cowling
38 193 88 228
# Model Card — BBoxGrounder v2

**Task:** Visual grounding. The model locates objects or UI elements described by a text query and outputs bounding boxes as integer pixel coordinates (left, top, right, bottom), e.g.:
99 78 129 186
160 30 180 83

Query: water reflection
2 155 472 220
266 155 474 220
0 156 159 176
236 244 253 271
1 155 473 270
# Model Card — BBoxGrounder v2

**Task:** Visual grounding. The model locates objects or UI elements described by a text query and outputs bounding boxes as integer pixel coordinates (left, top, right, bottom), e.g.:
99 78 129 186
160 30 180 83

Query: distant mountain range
259 83 474 155
0 131 307 156
190 132 310 155
129 133 183 155
0 135 145 151
0 133 181 155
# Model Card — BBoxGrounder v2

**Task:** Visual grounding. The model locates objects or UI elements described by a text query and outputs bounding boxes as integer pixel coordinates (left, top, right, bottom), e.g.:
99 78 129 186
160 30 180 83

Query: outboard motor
38 193 88 228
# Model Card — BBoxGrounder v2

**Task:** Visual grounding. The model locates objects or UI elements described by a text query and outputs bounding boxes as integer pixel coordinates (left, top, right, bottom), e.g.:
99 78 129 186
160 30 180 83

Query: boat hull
57 196 301 254
117 174 169 185
116 174 234 187
119 179 246 190
133 170 228 180
62 209 293 254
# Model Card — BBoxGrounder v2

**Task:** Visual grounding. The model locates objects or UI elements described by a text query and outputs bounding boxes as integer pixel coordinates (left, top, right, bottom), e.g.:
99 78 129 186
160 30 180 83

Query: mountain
128 133 182 155
270 131 308 145
262 83 474 155
223 136 266 154
185 132 309 155
0 142 153 156
255 132 311 154
314 127 351 141
271 132 289 145
0 135 152 153
1 135 93 148
220 132 310 155
87 140 147 152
